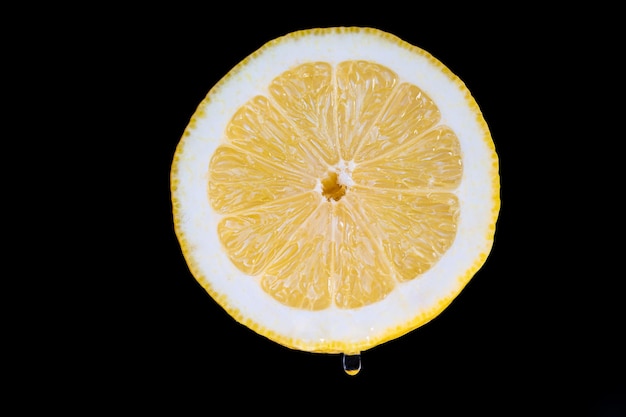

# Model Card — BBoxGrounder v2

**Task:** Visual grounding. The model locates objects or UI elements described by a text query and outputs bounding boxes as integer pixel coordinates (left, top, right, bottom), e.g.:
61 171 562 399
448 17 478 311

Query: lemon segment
353 126 462 190
269 62 338 166
335 60 398 161
351 188 460 281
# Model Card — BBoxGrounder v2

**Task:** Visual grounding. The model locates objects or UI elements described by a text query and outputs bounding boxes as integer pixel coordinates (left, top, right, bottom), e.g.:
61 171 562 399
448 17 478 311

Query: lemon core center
321 171 347 201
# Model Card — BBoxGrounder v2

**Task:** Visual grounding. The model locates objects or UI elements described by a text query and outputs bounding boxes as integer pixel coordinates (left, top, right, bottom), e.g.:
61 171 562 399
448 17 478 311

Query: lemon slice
171 27 500 359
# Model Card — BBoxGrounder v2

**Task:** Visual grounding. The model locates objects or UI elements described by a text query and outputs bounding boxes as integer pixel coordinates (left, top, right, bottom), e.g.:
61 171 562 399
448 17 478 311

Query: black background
26 4 623 415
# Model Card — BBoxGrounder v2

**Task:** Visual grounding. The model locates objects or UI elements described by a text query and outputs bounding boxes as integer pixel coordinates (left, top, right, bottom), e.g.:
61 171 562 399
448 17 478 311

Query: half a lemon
171 27 500 357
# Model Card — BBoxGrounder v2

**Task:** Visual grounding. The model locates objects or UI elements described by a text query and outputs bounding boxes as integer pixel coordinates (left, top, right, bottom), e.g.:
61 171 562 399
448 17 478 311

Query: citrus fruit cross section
171 27 499 355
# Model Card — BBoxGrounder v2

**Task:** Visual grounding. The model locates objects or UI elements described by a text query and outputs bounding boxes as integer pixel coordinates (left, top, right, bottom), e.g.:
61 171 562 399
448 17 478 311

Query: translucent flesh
208 61 462 310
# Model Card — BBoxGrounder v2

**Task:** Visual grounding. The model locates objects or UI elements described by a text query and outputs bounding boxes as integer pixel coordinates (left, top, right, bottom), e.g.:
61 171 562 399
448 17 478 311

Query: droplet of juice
342 353 361 376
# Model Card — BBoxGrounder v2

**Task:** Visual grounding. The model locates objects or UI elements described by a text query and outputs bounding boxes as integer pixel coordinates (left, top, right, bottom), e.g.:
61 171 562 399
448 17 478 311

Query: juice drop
342 353 361 376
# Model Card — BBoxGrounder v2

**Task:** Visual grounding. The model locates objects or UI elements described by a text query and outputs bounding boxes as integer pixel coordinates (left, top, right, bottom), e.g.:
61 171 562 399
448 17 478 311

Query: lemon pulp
209 60 462 311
